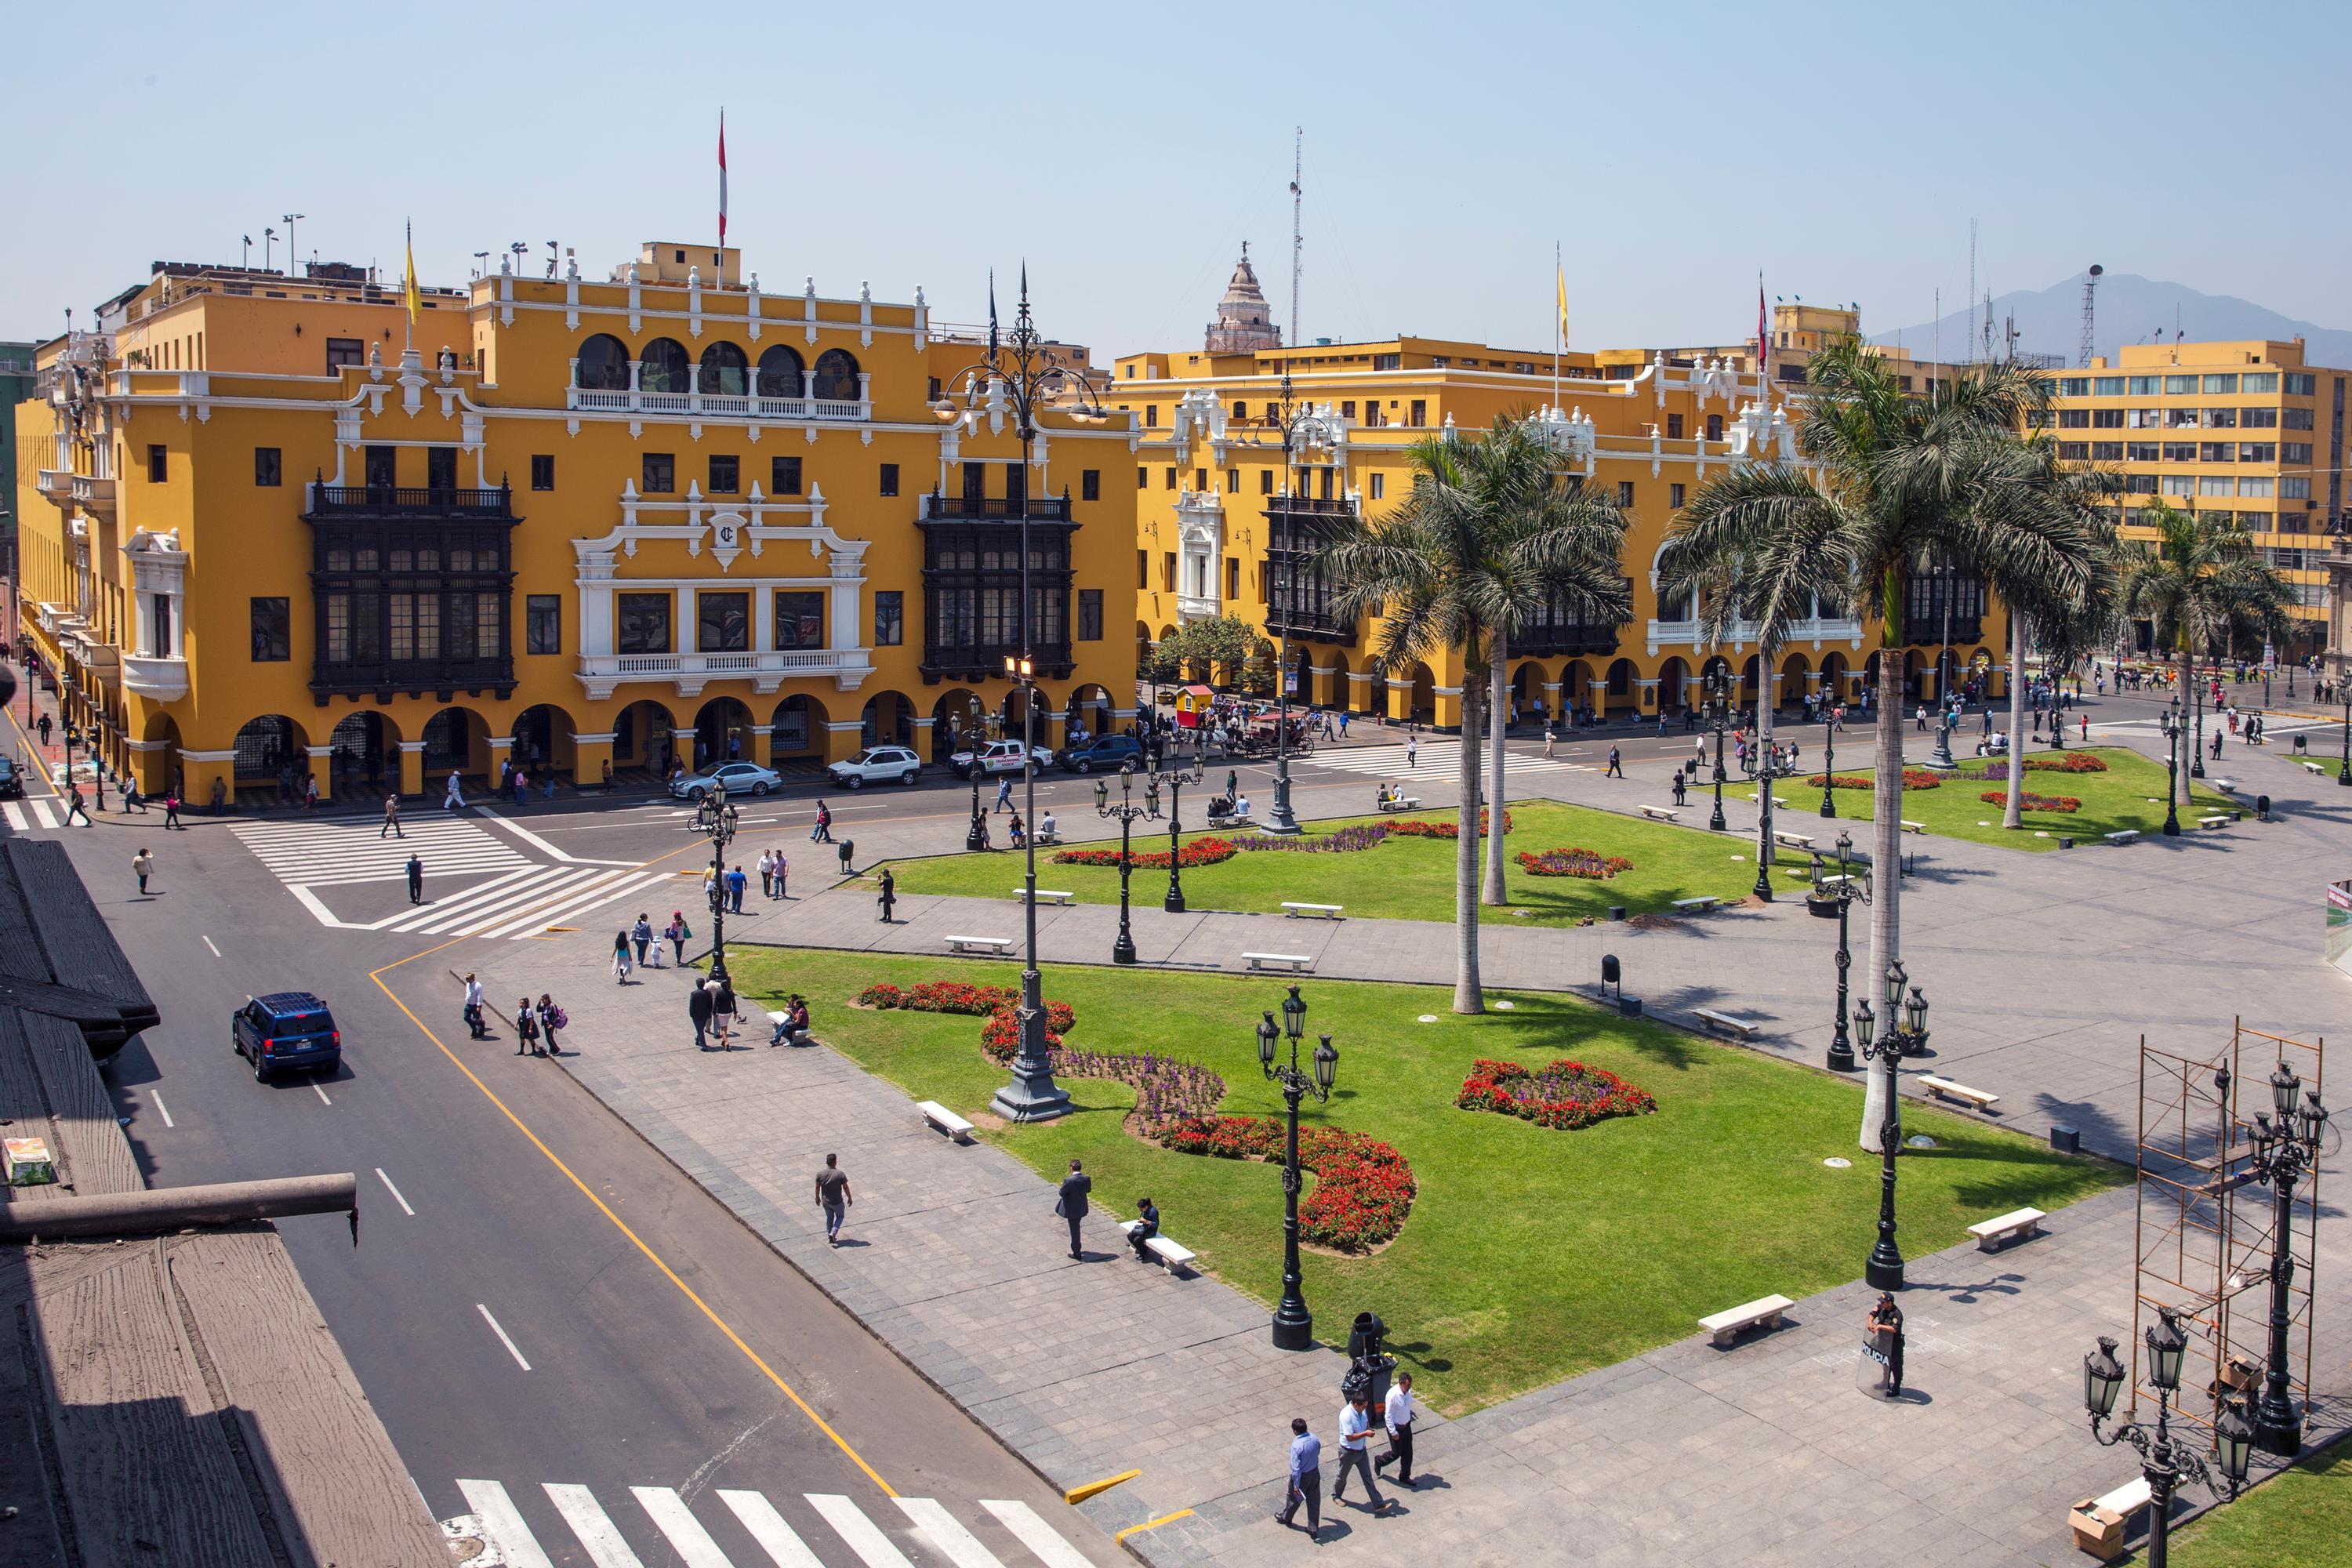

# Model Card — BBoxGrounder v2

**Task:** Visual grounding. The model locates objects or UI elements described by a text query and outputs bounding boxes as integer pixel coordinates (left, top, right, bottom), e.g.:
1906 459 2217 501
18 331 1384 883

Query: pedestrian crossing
449 1480 1097 1568
1301 737 1594 779
234 817 528 887
1 798 60 830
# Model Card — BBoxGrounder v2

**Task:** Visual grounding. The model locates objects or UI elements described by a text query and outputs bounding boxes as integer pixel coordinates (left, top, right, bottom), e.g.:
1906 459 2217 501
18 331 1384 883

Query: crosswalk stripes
375 865 673 941
1301 738 1593 779
455 1479 1095 1568
1 801 25 830
234 816 528 887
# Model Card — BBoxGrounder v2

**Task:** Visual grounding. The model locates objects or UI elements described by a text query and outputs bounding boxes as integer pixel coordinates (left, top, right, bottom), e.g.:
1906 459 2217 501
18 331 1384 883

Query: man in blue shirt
1276 1417 1322 1536
1332 1392 1391 1513
727 864 749 913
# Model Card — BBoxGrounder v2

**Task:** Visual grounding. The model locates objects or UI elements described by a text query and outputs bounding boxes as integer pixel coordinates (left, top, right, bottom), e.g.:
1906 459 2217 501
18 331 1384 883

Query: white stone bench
1377 797 1421 813
1121 1221 1196 1274
2104 829 2140 845
1773 830 1817 850
1035 829 1062 845
1968 1206 2045 1253
1898 819 1927 835
946 935 1015 956
1018 887 1076 906
1282 902 1345 920
916 1099 975 1144
2305 760 2327 775
1699 1294 1794 1348
1920 1075 1999 1112
1243 952 1315 973
2197 814 2230 830
1691 1007 1760 1040
1639 804 1680 822
1671 895 1721 914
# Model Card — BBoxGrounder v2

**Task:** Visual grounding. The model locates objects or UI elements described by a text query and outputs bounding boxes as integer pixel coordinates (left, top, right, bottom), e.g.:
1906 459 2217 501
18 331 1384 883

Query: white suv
826 746 923 789
949 739 1043 779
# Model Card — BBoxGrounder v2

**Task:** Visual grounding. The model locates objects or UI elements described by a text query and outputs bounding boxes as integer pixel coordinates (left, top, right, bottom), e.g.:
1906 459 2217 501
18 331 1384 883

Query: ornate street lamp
1806 830 1869 1073
2238 1059 2329 1454
2082 1307 2252 1568
961 707 997 851
691 779 740 989
1093 761 1162 965
1850 959 1929 1292
1700 665 1733 833
1819 694 1839 818
1160 732 1207 913
2159 699 2183 837
1258 984 1336 1350
1740 717 1797 902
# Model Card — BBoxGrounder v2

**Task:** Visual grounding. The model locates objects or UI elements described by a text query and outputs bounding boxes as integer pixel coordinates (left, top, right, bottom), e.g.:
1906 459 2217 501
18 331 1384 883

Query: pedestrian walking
710 974 737 1049
382 795 404 838
64 786 92 826
667 910 690 966
811 800 833 843
162 791 183 829
406 855 423 904
36 713 50 747
536 993 564 1054
1405 735 1418 770
122 778 145 813
1055 1158 1091 1259
612 930 633 985
689 976 714 1050
1331 1392 1389 1512
1543 729 1556 759
727 863 747 913
1671 769 1688 807
2080 712 2089 742
1915 704 1927 732
443 770 464 811
462 972 489 1038
514 999 541 1057
1277 1418 1323 1537
771 851 788 899
1606 745 1624 779
132 848 154 896
757 848 774 899
1374 1372 1416 1486
994 775 1013 815
303 773 319 811
632 913 652 968
877 867 897 924
815 1152 852 1246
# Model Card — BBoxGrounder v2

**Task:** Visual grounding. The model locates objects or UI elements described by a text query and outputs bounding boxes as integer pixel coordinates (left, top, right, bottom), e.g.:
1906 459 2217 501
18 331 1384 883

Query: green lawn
1801 746 2236 851
728 949 2124 1415
2166 1443 2352 1567
874 799 1763 925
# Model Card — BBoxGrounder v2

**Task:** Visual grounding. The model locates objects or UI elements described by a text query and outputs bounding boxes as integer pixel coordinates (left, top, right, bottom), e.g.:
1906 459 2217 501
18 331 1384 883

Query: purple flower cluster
1232 824 1396 855
1049 1047 1228 1134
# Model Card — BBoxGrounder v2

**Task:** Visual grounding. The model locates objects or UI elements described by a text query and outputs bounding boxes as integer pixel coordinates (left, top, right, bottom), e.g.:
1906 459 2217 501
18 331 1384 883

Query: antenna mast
1287 127 1303 354
2078 264 2103 368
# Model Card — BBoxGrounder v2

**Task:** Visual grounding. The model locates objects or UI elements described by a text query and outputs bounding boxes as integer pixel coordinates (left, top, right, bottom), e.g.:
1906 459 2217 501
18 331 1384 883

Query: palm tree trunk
1483 630 1509 905
1860 653 1904 1155
2003 611 2027 829
1454 649 1486 1014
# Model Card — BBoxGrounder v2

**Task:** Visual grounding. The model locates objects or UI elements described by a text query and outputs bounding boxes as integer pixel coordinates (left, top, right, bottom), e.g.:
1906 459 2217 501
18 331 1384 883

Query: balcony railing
920 641 1074 678
1515 624 1622 657
1646 616 1864 648
919 493 1076 523
579 648 870 682
564 385 870 422
310 655 513 696
121 654 190 701
1265 606 1358 645
305 482 516 520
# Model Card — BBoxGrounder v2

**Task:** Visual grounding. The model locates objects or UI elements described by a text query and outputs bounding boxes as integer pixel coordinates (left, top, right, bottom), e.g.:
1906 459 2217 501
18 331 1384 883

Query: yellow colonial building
2045 339 2342 656
16 244 1140 804
1120 262 2000 729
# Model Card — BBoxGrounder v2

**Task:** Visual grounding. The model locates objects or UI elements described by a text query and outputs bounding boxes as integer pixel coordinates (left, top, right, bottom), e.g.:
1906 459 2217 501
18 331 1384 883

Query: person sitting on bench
1205 793 1236 820
1129 1196 1160 1262
1008 811 1028 848
769 994 811 1047
1039 809 1057 841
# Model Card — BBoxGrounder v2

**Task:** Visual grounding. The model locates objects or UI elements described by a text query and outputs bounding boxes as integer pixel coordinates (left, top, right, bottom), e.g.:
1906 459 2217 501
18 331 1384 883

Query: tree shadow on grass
1472 991 1707 1073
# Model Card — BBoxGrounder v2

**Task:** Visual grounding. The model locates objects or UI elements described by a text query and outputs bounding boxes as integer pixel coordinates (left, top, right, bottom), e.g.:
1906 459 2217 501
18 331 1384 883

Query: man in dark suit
1056 1159 1091 1260
688 978 715 1051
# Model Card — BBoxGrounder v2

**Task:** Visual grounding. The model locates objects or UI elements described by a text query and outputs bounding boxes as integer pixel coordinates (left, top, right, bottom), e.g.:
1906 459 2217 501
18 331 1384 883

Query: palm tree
2118 500 2296 800
1661 339 2105 1151
1323 415 1628 1007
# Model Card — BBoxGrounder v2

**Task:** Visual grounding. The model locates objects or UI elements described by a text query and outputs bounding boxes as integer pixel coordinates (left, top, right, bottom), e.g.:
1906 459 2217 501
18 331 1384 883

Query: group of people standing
456 971 567 1058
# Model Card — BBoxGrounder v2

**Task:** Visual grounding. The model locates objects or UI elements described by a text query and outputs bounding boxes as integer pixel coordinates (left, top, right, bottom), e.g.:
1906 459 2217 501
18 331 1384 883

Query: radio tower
2078 263 2103 368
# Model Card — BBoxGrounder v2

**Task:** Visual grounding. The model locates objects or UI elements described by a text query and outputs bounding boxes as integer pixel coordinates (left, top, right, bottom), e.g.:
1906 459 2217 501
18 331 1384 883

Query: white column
753 585 775 653
677 588 695 654
829 581 858 652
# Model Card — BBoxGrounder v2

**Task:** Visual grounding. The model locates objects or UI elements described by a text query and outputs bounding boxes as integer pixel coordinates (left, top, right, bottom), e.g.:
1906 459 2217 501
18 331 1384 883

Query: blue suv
233 992 341 1083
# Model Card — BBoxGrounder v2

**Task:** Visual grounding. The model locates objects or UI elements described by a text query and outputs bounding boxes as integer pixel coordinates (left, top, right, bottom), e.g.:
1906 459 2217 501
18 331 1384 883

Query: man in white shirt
1373 1371 1415 1487
1330 1392 1391 1512
443 769 465 811
461 973 487 1039
1233 791 1252 819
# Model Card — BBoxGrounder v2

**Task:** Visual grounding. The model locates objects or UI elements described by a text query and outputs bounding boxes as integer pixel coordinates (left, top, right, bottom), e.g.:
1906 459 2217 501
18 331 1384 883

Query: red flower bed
1978 789 2082 813
859 981 1076 1054
1156 1114 1415 1251
1456 1058 1657 1131
1514 846 1633 879
1806 771 1940 790
2029 751 2110 774
1052 837 1236 871
1388 808 1512 840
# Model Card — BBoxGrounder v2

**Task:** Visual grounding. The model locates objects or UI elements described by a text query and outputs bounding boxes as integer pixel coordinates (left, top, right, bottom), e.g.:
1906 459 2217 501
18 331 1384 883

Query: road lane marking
630 1486 736 1568
371 938 896 1497
808 1494 916 1566
477 1304 532 1371
28 799 55 829
1 802 23 830
375 1167 416 1216
543 1483 642 1566
982 1500 1096 1568
895 1496 1005 1567
717 1490 826 1566
472 804 638 866
201 934 221 957
456 1479 554 1568
312 1083 333 1106
149 1091 174 1128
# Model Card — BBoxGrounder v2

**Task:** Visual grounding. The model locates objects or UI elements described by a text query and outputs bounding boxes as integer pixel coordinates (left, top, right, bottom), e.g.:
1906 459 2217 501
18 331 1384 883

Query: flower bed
1052 837 1236 871
1977 789 2082 813
1806 771 1942 791
1388 808 1512 840
1456 1058 1657 1131
1957 751 2111 781
1514 847 1634 880
1156 1114 1416 1251
1232 824 1394 854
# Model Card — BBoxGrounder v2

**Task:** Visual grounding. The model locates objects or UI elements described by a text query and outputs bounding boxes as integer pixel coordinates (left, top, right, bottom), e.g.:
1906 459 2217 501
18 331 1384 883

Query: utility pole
2079 264 2103 368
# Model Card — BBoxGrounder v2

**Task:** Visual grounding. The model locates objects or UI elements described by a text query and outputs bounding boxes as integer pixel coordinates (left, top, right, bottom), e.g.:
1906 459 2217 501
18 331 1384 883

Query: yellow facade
2045 340 2341 655
15 246 1139 804
1118 281 2002 731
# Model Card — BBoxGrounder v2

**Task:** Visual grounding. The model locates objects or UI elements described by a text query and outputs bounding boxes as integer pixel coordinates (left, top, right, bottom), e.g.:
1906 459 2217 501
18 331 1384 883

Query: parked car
0 755 20 799
826 746 923 790
667 761 782 801
1057 734 1144 774
232 992 342 1083
948 739 1044 779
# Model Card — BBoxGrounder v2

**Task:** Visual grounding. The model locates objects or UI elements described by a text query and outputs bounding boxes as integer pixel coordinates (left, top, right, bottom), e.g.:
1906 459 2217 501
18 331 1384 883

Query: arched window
638 337 691 394
811 348 861 403
757 345 805 398
576 333 629 390
698 342 748 395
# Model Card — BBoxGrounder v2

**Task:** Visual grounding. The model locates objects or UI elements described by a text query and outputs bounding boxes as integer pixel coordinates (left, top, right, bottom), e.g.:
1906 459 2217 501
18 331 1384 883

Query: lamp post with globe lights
1160 732 1206 913
2081 1308 2253 1568
1849 960 1929 1292
691 779 740 989
1700 665 1733 832
1805 830 1869 1073
1092 762 1162 965
2237 1058 2330 1455
1257 985 1336 1350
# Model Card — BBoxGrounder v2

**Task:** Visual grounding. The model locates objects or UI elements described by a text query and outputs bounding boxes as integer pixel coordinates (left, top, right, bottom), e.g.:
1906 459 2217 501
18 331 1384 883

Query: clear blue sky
9 0 2348 355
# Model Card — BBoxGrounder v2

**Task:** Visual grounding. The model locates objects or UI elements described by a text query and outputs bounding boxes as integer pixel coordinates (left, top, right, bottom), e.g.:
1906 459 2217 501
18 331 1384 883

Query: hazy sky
9 0 2348 355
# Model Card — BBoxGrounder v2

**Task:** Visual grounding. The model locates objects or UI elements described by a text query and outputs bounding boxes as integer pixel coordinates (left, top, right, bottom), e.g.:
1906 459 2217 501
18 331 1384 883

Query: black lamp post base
2254 1410 2303 1457
989 1077 1073 1122
1864 1253 1905 1291
1112 934 1138 965
1827 1040 1857 1072
1272 1303 1314 1351
1163 891 1188 913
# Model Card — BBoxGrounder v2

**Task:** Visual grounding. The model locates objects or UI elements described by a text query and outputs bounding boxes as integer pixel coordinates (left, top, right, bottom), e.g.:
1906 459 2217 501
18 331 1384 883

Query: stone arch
1320 645 1352 710
757 345 805 398
860 689 917 749
1604 657 1638 713
1903 648 1927 702
328 710 399 790
1657 655 1691 714
637 336 691 394
1401 660 1436 724
999 686 1047 752
1565 659 1598 720
698 341 749 396
419 706 490 780
576 332 629 391
136 712 184 798
1778 650 1811 716
232 713 311 786
1509 659 1551 725
1063 683 1114 742
694 697 757 769
811 348 860 403
930 688 987 762
614 699 677 775
770 692 829 761
1820 651 1852 705
511 703 579 781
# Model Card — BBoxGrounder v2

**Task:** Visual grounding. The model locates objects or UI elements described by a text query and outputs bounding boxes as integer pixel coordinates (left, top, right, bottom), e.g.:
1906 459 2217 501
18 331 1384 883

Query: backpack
550 1004 568 1029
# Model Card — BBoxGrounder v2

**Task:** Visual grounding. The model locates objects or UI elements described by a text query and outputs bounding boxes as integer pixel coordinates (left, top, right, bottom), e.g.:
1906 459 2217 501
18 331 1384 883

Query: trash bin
837 838 856 873
2256 795 2271 822
2294 732 2308 753
1346 1312 1396 1411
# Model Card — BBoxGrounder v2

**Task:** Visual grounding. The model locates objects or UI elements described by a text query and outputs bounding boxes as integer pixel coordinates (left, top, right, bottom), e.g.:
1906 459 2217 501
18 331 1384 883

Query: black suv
1057 734 1144 774
232 992 342 1083
0 756 20 799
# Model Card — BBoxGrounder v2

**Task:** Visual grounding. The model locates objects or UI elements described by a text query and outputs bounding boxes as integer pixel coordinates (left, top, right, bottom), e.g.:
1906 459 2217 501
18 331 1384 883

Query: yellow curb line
1115 1509 1192 1541
1065 1468 1140 1505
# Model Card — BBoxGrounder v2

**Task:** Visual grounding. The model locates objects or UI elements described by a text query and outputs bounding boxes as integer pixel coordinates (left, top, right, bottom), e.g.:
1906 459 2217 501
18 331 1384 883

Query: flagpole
404 220 413 354
1552 241 1561 412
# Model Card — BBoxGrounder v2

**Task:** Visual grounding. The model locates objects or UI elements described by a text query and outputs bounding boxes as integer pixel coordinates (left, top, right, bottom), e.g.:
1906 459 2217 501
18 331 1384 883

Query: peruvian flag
718 112 729 247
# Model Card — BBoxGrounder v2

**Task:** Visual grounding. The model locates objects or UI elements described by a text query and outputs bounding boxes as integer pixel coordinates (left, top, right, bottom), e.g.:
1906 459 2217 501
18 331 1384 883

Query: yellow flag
403 221 419 326
1555 262 1569 347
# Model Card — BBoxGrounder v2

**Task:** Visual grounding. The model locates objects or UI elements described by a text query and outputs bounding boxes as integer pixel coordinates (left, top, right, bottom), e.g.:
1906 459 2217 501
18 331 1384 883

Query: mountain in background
1876 272 2352 371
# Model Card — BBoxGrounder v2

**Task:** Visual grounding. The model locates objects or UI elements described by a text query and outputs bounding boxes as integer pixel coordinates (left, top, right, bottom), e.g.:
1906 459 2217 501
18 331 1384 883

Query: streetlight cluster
2082 1308 2252 1568
1806 831 1870 1073
1093 762 1162 966
1258 984 1338 1351
1699 666 1734 833
691 779 741 988
2234 1058 2330 1455
1851 958 1928 1293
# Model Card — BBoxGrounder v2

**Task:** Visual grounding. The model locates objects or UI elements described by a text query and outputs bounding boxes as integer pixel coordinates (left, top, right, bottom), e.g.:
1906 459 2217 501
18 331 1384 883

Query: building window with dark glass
771 456 802 495
250 597 289 661
774 590 825 649
1136 466 1148 490
1077 589 1103 641
526 595 561 654
1081 469 1100 501
1706 413 1724 441
616 593 672 654
873 590 903 647
879 463 899 497
643 453 676 493
709 455 740 493
427 446 459 494
531 454 555 490
1617 481 1635 507
147 445 169 483
365 445 396 490
325 337 365 372
254 447 281 487
698 591 750 652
